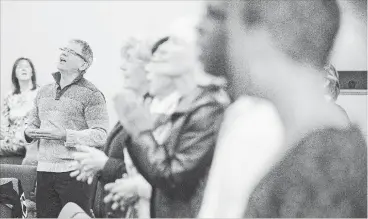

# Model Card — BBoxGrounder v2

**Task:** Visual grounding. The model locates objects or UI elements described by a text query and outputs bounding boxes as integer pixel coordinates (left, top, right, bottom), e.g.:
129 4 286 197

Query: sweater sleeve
65 91 109 147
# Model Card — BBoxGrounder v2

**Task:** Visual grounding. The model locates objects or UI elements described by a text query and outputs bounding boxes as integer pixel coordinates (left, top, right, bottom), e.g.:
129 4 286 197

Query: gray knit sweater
23 72 109 172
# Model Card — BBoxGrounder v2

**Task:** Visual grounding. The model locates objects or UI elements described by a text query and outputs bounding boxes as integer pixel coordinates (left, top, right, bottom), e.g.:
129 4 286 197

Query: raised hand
113 90 154 137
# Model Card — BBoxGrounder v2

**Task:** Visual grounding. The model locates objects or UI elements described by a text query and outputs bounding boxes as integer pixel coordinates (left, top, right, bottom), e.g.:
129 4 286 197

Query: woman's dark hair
11 57 37 95
151 36 170 55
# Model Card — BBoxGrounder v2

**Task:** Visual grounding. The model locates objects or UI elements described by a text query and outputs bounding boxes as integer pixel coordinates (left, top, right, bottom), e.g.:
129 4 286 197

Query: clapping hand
113 89 154 137
104 177 139 211
25 120 66 141
69 160 95 185
70 145 108 184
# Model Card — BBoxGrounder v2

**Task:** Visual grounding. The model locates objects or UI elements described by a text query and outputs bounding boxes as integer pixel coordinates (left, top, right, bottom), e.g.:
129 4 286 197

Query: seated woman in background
67 37 154 218
1 57 39 165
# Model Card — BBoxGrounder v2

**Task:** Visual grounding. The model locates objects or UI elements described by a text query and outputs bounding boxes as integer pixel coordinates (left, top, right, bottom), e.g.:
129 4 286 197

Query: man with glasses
22 39 109 218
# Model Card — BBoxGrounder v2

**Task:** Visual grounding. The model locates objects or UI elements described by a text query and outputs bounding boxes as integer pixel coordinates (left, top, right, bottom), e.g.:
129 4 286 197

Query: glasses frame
60 47 88 63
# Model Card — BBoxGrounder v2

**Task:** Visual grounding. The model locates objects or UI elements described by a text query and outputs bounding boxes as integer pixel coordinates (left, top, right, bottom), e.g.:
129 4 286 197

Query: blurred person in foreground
1 57 39 165
197 0 366 218
106 28 229 217
21 39 109 218
67 37 153 218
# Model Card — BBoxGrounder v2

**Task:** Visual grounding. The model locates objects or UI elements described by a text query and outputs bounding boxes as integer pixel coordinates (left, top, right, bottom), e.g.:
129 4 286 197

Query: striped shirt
24 72 109 172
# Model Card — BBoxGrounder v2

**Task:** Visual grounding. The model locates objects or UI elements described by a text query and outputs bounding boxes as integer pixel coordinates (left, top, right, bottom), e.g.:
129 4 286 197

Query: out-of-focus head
197 1 229 77
11 57 37 94
226 0 340 98
146 36 191 97
148 17 199 77
147 37 196 77
57 39 93 73
120 37 151 93
324 64 340 101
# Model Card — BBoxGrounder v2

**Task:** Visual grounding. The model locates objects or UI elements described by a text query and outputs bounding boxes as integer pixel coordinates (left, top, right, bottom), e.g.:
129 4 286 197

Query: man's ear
79 62 88 71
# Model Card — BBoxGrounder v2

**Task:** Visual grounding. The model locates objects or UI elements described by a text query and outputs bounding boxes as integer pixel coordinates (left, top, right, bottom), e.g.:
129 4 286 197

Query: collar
174 85 228 114
150 91 182 115
52 72 84 87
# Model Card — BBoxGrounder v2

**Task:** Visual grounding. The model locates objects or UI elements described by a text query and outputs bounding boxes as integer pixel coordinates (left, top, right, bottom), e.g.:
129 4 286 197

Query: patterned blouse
1 89 38 156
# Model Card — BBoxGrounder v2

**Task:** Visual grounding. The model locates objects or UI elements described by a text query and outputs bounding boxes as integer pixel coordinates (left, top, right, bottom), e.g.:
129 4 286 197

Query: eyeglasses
59 47 88 63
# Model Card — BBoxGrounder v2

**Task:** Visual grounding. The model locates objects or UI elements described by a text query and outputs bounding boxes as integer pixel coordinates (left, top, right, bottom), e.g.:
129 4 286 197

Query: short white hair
120 37 152 63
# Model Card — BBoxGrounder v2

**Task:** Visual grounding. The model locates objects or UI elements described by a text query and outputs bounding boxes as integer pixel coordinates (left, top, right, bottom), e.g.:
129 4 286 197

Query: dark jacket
99 123 128 184
95 93 153 218
94 122 128 218
99 92 153 183
127 86 228 218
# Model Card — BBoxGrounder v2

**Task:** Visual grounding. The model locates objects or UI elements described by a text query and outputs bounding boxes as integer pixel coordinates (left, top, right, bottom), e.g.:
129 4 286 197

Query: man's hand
24 128 38 141
25 121 66 141
69 145 108 184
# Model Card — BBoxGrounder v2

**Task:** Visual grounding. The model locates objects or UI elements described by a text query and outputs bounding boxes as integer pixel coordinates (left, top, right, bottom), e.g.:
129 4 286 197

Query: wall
332 0 367 138
0 0 202 129
1 1 366 134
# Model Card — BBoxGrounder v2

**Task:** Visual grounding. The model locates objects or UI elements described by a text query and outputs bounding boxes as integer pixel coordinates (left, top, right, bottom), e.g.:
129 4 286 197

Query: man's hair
70 39 94 69
239 0 340 69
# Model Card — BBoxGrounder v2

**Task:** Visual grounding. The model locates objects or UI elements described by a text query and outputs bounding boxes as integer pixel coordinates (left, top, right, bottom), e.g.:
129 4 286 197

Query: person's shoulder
269 125 367 217
192 85 231 108
3 91 14 99
35 83 54 95
300 125 365 154
280 125 367 186
39 80 56 89
227 96 280 123
31 85 43 93
78 78 103 94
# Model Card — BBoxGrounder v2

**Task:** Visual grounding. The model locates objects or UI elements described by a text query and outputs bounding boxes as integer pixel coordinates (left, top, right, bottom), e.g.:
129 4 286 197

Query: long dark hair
11 57 37 95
